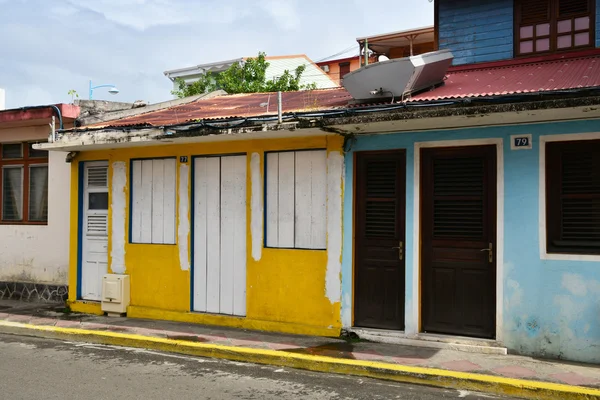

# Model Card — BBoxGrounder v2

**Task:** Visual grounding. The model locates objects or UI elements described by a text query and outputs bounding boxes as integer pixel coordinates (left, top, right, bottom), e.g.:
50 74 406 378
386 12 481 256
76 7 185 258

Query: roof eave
356 26 435 43
36 96 600 152
164 57 245 78
35 123 332 152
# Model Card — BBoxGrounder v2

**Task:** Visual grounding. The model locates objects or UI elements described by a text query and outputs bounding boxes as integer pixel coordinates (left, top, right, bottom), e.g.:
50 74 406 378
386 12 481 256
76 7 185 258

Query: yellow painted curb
0 320 598 400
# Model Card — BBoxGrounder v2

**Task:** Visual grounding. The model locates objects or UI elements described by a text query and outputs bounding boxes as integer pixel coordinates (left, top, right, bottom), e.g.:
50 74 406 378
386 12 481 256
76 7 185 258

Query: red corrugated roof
97 88 351 127
413 51 600 101
92 52 600 129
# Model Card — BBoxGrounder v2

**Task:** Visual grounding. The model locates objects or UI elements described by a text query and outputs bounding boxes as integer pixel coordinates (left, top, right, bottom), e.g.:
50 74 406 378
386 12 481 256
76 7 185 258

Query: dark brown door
421 146 496 339
354 151 406 330
339 62 351 82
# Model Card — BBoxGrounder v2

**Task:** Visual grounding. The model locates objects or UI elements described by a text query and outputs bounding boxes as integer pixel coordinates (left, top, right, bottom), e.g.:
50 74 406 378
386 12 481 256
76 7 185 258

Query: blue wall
597 0 600 47
439 0 600 65
438 0 514 65
342 119 600 363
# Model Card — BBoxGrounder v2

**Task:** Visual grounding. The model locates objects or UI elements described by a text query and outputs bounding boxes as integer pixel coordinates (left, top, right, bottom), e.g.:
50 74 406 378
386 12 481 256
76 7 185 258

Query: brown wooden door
421 146 496 339
339 62 351 82
354 151 406 330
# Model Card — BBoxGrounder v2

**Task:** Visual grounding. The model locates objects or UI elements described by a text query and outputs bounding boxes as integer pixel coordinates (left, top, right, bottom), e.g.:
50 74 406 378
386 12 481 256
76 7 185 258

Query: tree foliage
171 52 317 98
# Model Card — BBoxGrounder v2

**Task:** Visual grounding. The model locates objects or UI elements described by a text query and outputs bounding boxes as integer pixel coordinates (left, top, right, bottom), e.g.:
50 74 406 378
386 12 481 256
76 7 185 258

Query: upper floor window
515 0 595 56
0 142 49 224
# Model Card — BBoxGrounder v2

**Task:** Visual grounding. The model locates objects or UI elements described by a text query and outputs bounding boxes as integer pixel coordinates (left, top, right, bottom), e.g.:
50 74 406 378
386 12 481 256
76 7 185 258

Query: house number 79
514 137 529 147
510 134 532 150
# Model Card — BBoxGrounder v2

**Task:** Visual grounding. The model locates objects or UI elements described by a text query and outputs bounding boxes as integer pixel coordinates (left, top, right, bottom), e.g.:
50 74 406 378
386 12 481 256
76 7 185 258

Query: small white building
0 101 78 302
164 54 339 92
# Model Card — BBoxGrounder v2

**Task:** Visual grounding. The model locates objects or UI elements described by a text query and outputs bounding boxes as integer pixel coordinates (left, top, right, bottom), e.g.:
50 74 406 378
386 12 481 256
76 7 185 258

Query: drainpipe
364 39 369 66
19 104 64 132
277 91 283 124
49 116 56 143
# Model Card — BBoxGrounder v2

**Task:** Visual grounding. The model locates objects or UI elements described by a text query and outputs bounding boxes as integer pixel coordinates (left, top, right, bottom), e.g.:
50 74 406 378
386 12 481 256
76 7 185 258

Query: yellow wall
69 135 344 336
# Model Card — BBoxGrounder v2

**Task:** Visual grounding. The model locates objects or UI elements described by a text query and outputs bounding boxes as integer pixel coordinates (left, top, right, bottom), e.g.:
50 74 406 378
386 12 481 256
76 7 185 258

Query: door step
350 328 507 355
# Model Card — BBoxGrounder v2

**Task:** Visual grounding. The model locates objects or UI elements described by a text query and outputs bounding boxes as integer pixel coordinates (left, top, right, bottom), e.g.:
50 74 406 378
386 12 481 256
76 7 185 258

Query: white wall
0 151 71 284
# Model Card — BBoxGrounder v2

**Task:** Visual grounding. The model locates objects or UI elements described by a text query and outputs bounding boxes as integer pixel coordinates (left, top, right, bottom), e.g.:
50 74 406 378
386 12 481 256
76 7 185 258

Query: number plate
179 156 188 163
510 134 533 150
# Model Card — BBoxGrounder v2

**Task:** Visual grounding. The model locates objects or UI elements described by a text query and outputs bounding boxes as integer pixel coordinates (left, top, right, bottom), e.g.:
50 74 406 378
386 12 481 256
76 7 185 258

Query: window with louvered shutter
515 0 594 55
364 159 397 238
432 157 485 239
546 140 600 254
84 164 109 237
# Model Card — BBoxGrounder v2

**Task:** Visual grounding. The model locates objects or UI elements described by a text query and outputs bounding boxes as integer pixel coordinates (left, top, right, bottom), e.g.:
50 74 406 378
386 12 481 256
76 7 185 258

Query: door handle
480 243 493 263
392 241 404 261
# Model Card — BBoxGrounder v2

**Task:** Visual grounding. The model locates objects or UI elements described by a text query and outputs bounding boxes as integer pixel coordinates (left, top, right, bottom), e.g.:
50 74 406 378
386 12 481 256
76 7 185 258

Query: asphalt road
0 333 514 399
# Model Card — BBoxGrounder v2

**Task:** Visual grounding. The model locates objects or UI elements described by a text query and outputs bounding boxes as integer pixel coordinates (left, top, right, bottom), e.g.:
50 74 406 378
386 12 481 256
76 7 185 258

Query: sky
0 0 434 109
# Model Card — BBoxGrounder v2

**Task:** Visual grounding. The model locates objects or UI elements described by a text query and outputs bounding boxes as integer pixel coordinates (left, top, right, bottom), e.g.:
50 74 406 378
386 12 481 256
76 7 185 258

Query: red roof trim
0 104 79 124
317 56 361 66
449 48 600 72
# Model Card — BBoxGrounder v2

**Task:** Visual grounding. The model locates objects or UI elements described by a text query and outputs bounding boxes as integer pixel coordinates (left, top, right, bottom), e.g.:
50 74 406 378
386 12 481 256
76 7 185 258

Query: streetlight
89 80 120 100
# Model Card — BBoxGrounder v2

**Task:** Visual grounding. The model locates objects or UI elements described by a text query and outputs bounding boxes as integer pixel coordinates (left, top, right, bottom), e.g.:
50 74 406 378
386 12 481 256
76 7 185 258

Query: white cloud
259 0 301 31
0 0 434 108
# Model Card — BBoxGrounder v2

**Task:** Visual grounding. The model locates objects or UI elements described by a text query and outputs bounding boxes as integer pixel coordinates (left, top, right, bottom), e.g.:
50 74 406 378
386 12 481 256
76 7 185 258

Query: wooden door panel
461 268 489 322
430 267 456 326
355 151 406 330
421 146 496 339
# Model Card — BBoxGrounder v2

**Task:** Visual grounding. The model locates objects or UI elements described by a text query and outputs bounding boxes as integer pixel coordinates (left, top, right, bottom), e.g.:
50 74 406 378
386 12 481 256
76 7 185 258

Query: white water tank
342 50 454 101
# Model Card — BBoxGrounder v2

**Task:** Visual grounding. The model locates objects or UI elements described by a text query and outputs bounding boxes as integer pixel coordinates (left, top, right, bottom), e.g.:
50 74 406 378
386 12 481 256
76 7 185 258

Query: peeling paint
250 153 262 262
325 151 343 304
110 162 127 274
342 292 352 327
505 276 522 309
178 164 190 271
562 273 591 296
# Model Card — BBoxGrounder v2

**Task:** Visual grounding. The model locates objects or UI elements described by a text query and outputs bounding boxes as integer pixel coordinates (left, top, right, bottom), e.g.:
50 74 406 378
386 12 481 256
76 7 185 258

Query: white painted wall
0 88 5 111
0 151 71 284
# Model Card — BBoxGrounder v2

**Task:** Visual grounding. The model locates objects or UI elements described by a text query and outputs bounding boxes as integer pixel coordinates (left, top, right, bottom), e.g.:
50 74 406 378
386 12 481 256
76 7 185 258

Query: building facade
41 90 350 336
317 26 435 85
0 104 78 302
39 0 600 365
164 54 338 93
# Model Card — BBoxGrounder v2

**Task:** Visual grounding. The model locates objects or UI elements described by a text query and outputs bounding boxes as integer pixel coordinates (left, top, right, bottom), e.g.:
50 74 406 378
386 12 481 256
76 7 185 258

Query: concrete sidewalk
0 300 599 399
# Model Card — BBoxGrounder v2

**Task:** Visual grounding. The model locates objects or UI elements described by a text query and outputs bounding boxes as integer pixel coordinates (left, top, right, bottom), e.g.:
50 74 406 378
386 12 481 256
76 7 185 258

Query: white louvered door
81 162 109 301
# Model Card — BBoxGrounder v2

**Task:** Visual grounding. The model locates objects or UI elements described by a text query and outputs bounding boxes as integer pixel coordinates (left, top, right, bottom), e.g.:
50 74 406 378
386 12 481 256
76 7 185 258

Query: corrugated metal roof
413 52 600 101
94 88 351 128
89 52 600 130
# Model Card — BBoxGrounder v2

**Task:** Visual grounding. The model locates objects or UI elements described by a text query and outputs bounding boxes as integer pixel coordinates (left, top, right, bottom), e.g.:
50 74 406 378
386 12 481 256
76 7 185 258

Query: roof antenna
277 91 283 124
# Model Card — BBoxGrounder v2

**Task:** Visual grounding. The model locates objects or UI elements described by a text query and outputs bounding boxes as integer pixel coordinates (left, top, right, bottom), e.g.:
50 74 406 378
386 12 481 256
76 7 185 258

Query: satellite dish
378 55 390 62
108 87 120 95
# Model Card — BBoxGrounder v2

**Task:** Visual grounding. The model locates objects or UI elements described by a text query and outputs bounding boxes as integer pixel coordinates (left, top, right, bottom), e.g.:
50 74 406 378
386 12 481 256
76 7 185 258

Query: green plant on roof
171 52 317 98
68 89 79 103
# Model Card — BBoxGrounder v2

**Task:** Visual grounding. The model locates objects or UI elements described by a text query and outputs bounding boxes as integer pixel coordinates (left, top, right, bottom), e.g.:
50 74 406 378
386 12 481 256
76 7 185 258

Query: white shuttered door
81 162 109 301
193 155 247 316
